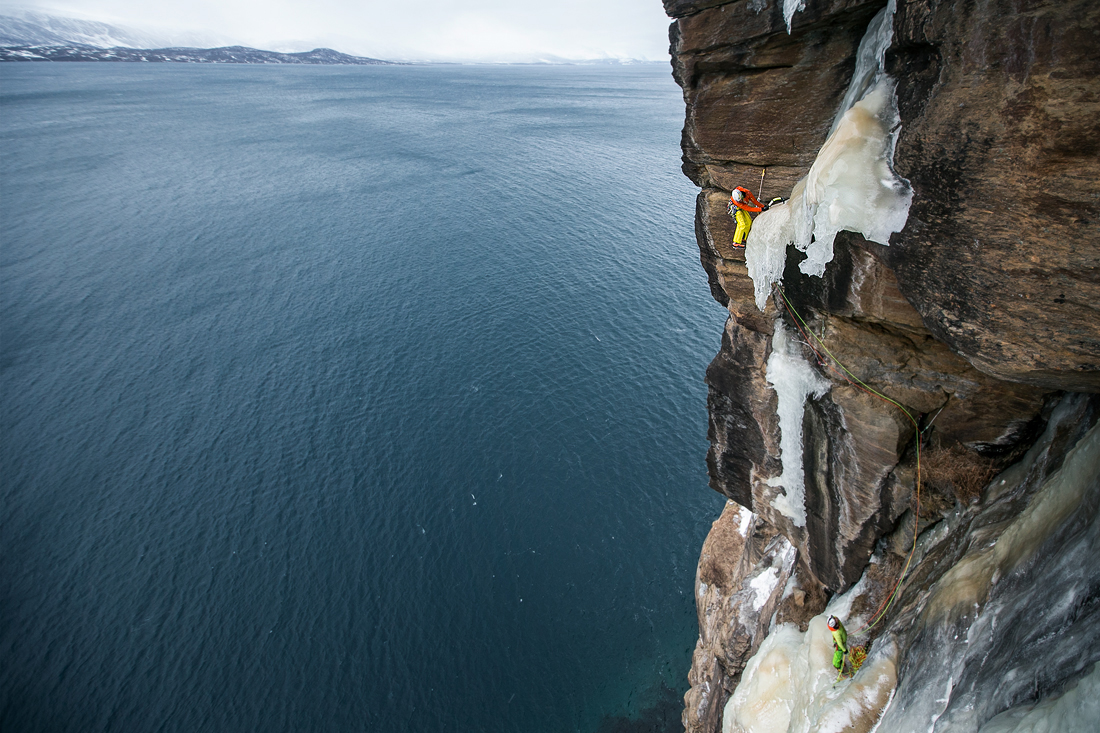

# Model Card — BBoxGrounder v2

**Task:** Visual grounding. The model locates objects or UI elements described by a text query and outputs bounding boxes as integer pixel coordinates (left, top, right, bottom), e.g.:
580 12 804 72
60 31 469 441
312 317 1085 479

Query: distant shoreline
0 44 395 65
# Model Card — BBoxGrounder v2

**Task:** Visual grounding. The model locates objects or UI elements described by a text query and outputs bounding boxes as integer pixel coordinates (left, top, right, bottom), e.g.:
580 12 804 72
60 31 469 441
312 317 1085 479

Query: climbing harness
772 283 924 639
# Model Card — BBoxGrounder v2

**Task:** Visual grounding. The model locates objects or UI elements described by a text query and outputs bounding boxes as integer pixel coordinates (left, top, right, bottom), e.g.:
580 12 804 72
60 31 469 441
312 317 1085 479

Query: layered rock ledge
665 1 1100 730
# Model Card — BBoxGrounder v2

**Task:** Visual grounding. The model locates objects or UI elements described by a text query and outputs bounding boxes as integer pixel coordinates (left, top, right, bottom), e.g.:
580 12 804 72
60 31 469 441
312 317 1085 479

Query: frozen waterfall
745 3 912 312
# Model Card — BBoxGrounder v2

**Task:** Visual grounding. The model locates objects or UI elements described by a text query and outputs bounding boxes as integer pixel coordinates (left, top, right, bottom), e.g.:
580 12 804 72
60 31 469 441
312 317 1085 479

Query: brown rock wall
704 318 778 512
670 0 1097 729
684 501 826 733
703 232 1049 593
887 0 1100 390
803 385 911 588
673 0 885 189
663 0 736 20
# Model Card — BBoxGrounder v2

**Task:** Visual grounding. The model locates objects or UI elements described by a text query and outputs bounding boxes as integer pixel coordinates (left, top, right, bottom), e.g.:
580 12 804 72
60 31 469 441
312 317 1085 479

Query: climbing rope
772 284 923 637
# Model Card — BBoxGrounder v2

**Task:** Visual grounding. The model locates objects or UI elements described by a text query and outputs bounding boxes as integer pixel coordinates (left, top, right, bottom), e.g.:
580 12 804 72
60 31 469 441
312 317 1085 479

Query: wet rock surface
668 1 1100 730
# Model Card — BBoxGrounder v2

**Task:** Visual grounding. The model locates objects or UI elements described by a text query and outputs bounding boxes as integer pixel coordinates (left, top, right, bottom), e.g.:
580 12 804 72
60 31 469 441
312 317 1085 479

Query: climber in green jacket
828 615 849 680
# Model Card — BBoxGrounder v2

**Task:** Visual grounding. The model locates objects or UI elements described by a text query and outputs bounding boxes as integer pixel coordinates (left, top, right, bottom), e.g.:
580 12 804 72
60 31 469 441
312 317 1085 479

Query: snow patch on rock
738 505 754 537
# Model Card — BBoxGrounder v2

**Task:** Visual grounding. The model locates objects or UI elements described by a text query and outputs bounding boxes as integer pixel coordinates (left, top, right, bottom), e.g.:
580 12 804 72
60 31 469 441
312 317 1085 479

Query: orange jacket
730 186 765 213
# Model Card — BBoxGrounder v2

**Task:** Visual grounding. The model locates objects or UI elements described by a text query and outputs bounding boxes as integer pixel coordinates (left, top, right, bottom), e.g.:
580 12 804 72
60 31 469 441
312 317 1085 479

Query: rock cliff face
665 1 1100 731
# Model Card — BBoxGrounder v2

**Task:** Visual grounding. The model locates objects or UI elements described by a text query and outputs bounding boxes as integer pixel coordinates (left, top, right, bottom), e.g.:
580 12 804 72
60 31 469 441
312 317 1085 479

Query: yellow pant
733 208 752 245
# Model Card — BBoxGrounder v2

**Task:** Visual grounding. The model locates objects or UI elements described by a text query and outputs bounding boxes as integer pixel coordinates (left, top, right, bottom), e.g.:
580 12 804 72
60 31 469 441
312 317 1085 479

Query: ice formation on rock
977 664 1100 733
765 322 830 527
720 573 892 733
721 614 897 733
721 397 1100 733
828 5 895 137
782 0 807 33
745 3 912 311
737 504 753 537
874 412 1100 731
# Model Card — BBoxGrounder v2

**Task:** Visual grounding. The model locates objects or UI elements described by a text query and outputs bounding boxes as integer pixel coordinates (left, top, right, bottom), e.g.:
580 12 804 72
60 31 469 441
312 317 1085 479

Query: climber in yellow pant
727 186 766 248
732 207 753 247
828 615 849 680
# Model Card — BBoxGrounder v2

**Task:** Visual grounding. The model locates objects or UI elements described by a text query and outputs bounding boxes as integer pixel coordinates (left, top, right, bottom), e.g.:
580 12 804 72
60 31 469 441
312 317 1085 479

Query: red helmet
827 615 840 630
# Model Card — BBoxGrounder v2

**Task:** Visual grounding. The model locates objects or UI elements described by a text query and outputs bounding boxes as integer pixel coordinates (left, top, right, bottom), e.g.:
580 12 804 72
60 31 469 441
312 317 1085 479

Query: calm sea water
0 63 726 732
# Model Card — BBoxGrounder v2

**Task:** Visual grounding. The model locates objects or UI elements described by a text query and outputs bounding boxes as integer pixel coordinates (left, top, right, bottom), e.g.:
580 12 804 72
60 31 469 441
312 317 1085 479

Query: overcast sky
2 0 675 61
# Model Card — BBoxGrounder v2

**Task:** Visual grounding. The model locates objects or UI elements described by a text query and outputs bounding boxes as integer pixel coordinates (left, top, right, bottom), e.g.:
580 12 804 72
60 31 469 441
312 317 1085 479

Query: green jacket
831 622 848 654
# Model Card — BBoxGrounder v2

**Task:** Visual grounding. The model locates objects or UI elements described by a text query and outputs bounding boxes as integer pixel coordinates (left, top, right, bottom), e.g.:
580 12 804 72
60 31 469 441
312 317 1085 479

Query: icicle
783 0 807 34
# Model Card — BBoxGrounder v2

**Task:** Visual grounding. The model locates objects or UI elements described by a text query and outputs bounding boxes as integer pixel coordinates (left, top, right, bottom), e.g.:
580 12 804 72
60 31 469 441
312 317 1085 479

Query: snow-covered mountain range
0 44 391 64
0 10 390 64
0 10 222 49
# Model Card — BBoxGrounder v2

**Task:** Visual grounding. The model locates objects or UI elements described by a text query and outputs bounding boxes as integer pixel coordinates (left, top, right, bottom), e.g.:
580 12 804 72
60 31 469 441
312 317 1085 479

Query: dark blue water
0 63 726 732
